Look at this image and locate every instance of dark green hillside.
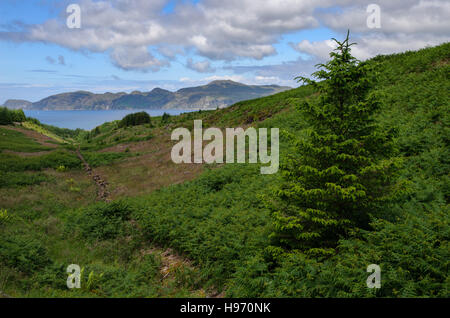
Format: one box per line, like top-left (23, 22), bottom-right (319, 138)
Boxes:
top-left (0, 128), bottom-right (52, 153)
top-left (0, 42), bottom-right (448, 298)
top-left (131, 42), bottom-right (450, 296)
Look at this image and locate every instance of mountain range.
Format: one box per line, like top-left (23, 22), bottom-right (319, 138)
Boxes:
top-left (2, 80), bottom-right (291, 111)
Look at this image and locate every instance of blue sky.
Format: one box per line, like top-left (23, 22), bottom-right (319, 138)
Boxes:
top-left (0, 0), bottom-right (448, 103)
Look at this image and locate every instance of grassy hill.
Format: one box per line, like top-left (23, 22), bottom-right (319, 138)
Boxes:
top-left (0, 42), bottom-right (448, 297)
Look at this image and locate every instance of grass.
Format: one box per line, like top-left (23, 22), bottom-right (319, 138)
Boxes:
top-left (0, 151), bottom-right (81, 172)
top-left (0, 127), bottom-right (53, 153)
top-left (22, 121), bottom-right (67, 144)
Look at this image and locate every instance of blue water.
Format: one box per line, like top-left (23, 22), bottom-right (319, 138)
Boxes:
top-left (24, 109), bottom-right (192, 130)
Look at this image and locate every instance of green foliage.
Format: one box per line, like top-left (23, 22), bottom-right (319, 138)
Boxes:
top-left (0, 209), bottom-right (10, 226)
top-left (79, 267), bottom-right (104, 292)
top-left (234, 202), bottom-right (449, 298)
top-left (134, 164), bottom-right (274, 289)
top-left (0, 107), bottom-right (26, 125)
top-left (118, 111), bottom-right (151, 128)
top-left (81, 151), bottom-right (133, 167)
top-left (0, 127), bottom-right (52, 153)
top-left (0, 107), bottom-right (12, 125)
top-left (0, 236), bottom-right (52, 274)
top-left (161, 112), bottom-right (171, 124)
top-left (0, 42), bottom-right (448, 298)
top-left (79, 120), bottom-right (153, 151)
top-left (66, 201), bottom-right (134, 241)
top-left (266, 33), bottom-right (401, 257)
top-left (0, 150), bottom-right (80, 172)
top-left (227, 42), bottom-right (450, 297)
top-left (0, 171), bottom-right (51, 188)
top-left (56, 165), bottom-right (66, 172)
top-left (24, 117), bottom-right (82, 140)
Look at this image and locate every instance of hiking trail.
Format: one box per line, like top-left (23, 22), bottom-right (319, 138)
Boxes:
top-left (76, 147), bottom-right (111, 202)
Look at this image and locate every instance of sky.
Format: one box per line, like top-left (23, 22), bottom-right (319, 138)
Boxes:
top-left (0, 0), bottom-right (449, 104)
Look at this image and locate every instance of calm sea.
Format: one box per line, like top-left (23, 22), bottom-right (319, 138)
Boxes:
top-left (24, 109), bottom-right (193, 130)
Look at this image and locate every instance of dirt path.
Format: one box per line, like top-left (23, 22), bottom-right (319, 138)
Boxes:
top-left (76, 147), bottom-right (111, 202)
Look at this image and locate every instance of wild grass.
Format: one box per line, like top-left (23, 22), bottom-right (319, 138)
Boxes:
top-left (0, 127), bottom-right (53, 153)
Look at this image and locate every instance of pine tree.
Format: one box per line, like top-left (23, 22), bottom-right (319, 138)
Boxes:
top-left (267, 32), bottom-right (400, 257)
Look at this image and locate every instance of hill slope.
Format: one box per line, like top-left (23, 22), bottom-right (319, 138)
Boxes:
top-left (3, 100), bottom-right (33, 109)
top-left (0, 42), bottom-right (448, 298)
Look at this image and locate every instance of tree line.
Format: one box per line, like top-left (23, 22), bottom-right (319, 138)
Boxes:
top-left (0, 107), bottom-right (26, 125)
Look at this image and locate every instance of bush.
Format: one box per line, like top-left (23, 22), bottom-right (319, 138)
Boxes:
top-left (119, 112), bottom-right (151, 128)
top-left (0, 107), bottom-right (26, 125)
top-left (0, 236), bottom-right (52, 274)
top-left (0, 150), bottom-right (81, 172)
top-left (0, 171), bottom-right (51, 188)
top-left (66, 201), bottom-right (134, 241)
top-left (161, 112), bottom-right (171, 124)
top-left (0, 209), bottom-right (10, 226)
top-left (0, 107), bottom-right (12, 125)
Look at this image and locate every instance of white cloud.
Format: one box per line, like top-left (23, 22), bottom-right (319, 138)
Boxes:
top-left (320, 0), bottom-right (450, 35)
top-left (10, 0), bottom-right (327, 68)
top-left (110, 46), bottom-right (168, 71)
top-left (292, 33), bottom-right (450, 62)
top-left (186, 58), bottom-right (215, 73)
top-left (291, 39), bottom-right (337, 60)
top-left (0, 0), bottom-right (448, 74)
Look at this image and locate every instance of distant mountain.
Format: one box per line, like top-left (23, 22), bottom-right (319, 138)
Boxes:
top-left (31, 91), bottom-right (126, 111)
top-left (15, 81), bottom-right (291, 111)
top-left (3, 99), bottom-right (33, 109)
top-left (164, 80), bottom-right (291, 110)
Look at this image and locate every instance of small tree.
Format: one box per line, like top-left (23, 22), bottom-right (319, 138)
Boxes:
top-left (119, 112), bottom-right (151, 128)
top-left (11, 109), bottom-right (26, 122)
top-left (0, 107), bottom-right (12, 125)
top-left (161, 112), bottom-right (171, 124)
top-left (267, 32), bottom-right (400, 257)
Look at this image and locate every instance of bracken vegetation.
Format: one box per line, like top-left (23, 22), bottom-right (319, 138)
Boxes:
top-left (0, 41), bottom-right (448, 298)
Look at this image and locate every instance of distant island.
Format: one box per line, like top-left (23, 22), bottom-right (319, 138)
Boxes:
top-left (2, 80), bottom-right (291, 111)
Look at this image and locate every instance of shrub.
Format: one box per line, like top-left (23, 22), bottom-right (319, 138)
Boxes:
top-left (0, 107), bottom-right (26, 125)
top-left (0, 237), bottom-right (52, 274)
top-left (56, 165), bottom-right (66, 172)
top-left (66, 201), bottom-right (134, 241)
top-left (161, 112), bottom-right (171, 124)
top-left (118, 112), bottom-right (151, 128)
top-left (0, 150), bottom-right (80, 172)
top-left (0, 209), bottom-right (10, 226)
top-left (0, 171), bottom-right (51, 188)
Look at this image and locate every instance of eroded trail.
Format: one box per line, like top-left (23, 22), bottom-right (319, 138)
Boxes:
top-left (76, 147), bottom-right (111, 202)
top-left (74, 147), bottom-right (222, 297)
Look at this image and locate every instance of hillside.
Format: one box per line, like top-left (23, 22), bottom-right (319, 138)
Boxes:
top-left (0, 42), bottom-right (448, 298)
top-left (2, 100), bottom-right (33, 109)
top-left (6, 81), bottom-right (291, 111)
